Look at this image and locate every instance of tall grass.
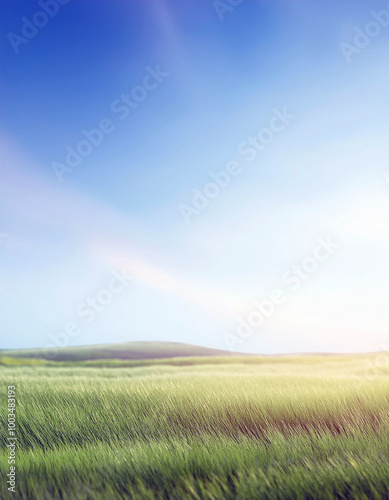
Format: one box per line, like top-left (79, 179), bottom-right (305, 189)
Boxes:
top-left (1, 356), bottom-right (388, 499)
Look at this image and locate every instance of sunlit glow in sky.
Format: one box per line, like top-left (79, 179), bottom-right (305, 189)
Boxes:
top-left (1, 0), bottom-right (388, 353)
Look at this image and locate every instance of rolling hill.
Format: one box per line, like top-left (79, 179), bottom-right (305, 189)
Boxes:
top-left (0, 341), bottom-right (236, 362)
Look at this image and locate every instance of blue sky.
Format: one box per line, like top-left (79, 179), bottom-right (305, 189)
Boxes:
top-left (1, 0), bottom-right (388, 353)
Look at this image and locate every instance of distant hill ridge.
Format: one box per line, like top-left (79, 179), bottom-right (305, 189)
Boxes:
top-left (0, 341), bottom-right (236, 362)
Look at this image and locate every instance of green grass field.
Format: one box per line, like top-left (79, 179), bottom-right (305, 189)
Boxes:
top-left (1, 349), bottom-right (389, 499)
